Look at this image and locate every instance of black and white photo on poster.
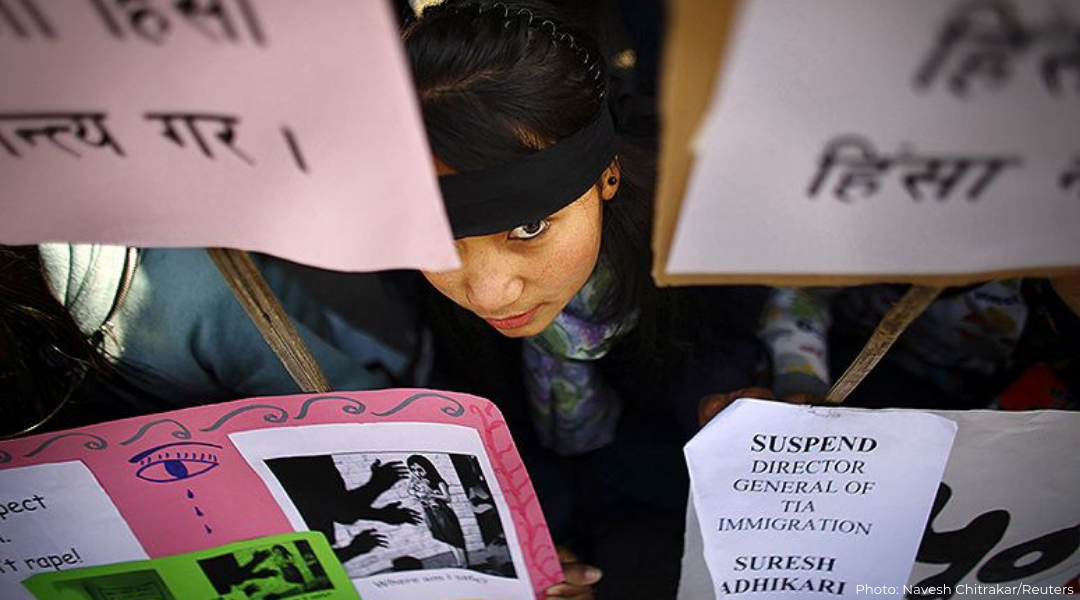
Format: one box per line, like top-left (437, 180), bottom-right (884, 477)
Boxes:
top-left (266, 451), bottom-right (515, 580)
top-left (229, 422), bottom-right (536, 599)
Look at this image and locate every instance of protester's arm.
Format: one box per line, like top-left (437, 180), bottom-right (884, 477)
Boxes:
top-left (759, 287), bottom-right (831, 400)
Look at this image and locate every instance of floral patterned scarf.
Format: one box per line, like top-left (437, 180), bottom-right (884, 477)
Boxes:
top-left (523, 265), bottom-right (636, 455)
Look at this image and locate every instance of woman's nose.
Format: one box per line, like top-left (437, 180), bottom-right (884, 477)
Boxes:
top-left (463, 253), bottom-right (524, 315)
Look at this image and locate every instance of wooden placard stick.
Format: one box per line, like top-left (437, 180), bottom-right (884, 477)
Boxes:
top-left (824, 285), bottom-right (945, 404)
top-left (207, 248), bottom-right (331, 394)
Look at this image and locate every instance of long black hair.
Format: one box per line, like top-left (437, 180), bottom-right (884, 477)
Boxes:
top-left (0, 246), bottom-right (109, 437)
top-left (407, 454), bottom-right (448, 489)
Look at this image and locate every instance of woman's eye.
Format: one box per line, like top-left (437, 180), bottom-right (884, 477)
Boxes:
top-left (509, 220), bottom-right (549, 240)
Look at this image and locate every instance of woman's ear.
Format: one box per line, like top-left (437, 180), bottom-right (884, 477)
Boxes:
top-left (600, 159), bottom-right (621, 202)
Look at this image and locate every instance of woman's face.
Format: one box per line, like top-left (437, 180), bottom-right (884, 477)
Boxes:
top-left (409, 462), bottom-right (428, 479)
top-left (423, 185), bottom-right (606, 338)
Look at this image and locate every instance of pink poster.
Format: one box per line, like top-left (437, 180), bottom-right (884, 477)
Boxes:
top-left (0, 389), bottom-right (560, 600)
top-left (0, 0), bottom-right (458, 273)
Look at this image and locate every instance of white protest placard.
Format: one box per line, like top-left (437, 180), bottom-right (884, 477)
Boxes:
top-left (664, 0), bottom-right (1080, 284)
top-left (681, 408), bottom-right (1080, 600)
top-left (0, 462), bottom-right (146, 600)
top-left (906, 409), bottom-right (1080, 599)
top-left (684, 399), bottom-right (956, 598)
top-left (0, 0), bottom-right (458, 273)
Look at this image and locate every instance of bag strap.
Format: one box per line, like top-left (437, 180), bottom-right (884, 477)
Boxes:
top-left (207, 248), bottom-right (331, 393)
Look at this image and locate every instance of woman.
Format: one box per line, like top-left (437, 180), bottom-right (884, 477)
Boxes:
top-left (404, 2), bottom-right (765, 597)
top-left (406, 454), bottom-right (468, 568)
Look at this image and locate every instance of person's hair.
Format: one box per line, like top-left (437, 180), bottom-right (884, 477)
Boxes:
top-left (0, 246), bottom-right (176, 436)
top-left (406, 454), bottom-right (447, 488)
top-left (0, 246), bottom-right (109, 437)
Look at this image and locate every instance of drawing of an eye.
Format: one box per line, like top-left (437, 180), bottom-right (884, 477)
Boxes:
top-left (129, 442), bottom-right (223, 483)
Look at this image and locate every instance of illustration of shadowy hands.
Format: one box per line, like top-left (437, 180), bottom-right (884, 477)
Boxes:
top-left (371, 500), bottom-right (422, 525)
top-left (368, 459), bottom-right (409, 493)
top-left (265, 455), bottom-right (422, 564)
top-left (338, 528), bottom-right (389, 563)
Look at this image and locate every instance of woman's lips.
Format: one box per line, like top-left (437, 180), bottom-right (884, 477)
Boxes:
top-left (484, 306), bottom-right (540, 330)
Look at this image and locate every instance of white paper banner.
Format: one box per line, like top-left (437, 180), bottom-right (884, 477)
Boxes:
top-left (685, 399), bottom-right (956, 598)
top-left (680, 408), bottom-right (1080, 599)
top-left (667, 0), bottom-right (1080, 278)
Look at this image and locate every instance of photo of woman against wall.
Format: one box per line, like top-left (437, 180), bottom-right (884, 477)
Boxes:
top-left (407, 454), bottom-right (468, 568)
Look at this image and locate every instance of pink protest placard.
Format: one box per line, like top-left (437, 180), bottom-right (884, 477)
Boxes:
top-left (0, 0), bottom-right (457, 273)
top-left (0, 389), bottom-right (560, 600)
